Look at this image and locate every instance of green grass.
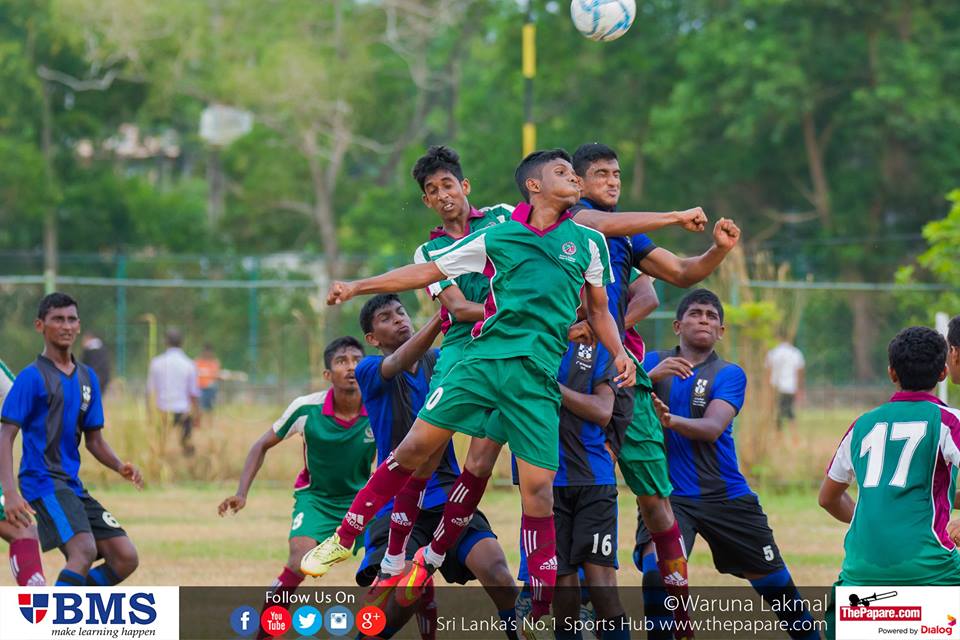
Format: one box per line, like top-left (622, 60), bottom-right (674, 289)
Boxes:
top-left (0, 398), bottom-right (853, 587)
top-left (0, 483), bottom-right (846, 587)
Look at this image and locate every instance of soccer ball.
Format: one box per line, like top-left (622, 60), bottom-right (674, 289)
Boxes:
top-left (570, 0), bottom-right (636, 42)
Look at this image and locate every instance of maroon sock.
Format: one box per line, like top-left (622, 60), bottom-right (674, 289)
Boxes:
top-left (335, 453), bottom-right (414, 548)
top-left (416, 579), bottom-right (437, 640)
top-left (256, 567), bottom-right (304, 640)
top-left (651, 521), bottom-right (693, 637)
top-left (429, 469), bottom-right (489, 556)
top-left (522, 514), bottom-right (557, 620)
top-left (9, 538), bottom-right (45, 586)
top-left (387, 476), bottom-right (429, 557)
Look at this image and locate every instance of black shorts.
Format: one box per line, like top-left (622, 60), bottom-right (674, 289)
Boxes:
top-left (634, 494), bottom-right (786, 577)
top-left (554, 485), bottom-right (619, 575)
top-left (777, 392), bottom-right (796, 420)
top-left (31, 489), bottom-right (127, 552)
top-left (356, 505), bottom-right (496, 587)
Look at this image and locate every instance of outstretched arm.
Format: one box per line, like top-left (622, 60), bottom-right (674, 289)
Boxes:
top-left (381, 312), bottom-right (444, 380)
top-left (328, 262), bottom-right (445, 305)
top-left (638, 218), bottom-right (741, 288)
top-left (818, 477), bottom-right (854, 523)
top-left (575, 207), bottom-right (708, 237)
top-left (84, 429), bottom-right (143, 489)
top-left (584, 284), bottom-right (635, 387)
top-left (218, 429), bottom-right (283, 515)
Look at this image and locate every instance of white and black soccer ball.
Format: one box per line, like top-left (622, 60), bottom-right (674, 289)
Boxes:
top-left (570, 0), bottom-right (636, 42)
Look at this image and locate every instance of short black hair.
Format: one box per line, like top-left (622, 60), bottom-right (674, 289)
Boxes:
top-left (676, 289), bottom-right (724, 324)
top-left (412, 146), bottom-right (464, 192)
top-left (948, 315), bottom-right (960, 349)
top-left (572, 143), bottom-right (618, 178)
top-left (359, 294), bottom-right (403, 335)
top-left (514, 148), bottom-right (572, 202)
top-left (37, 292), bottom-right (78, 320)
top-left (888, 326), bottom-right (947, 391)
top-left (323, 336), bottom-right (365, 369)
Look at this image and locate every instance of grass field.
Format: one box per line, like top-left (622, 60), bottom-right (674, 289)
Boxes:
top-left (0, 397), bottom-right (859, 587)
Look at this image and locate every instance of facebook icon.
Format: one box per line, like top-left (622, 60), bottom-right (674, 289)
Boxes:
top-left (230, 606), bottom-right (259, 637)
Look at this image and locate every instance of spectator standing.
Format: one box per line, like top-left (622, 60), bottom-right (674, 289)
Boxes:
top-left (147, 329), bottom-right (200, 456)
top-left (765, 337), bottom-right (805, 431)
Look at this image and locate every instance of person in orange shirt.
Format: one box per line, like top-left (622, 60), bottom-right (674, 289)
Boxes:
top-left (195, 344), bottom-right (222, 428)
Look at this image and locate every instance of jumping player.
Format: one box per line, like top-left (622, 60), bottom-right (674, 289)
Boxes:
top-left (0, 293), bottom-right (141, 587)
top-left (0, 357), bottom-right (45, 586)
top-left (571, 142), bottom-right (741, 636)
top-left (352, 295), bottom-right (519, 639)
top-left (218, 335), bottom-right (372, 631)
top-left (642, 290), bottom-right (817, 640)
top-left (304, 149), bottom-right (637, 621)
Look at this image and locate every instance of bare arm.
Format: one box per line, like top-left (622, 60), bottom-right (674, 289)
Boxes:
top-left (328, 262), bottom-right (446, 305)
top-left (218, 429), bottom-right (283, 515)
top-left (584, 284), bottom-right (635, 387)
top-left (436, 286), bottom-right (484, 323)
top-left (652, 394), bottom-right (736, 442)
top-left (624, 275), bottom-right (659, 327)
top-left (638, 219), bottom-right (742, 288)
top-left (84, 429), bottom-right (142, 488)
top-left (559, 382), bottom-right (615, 426)
top-left (575, 208), bottom-right (707, 237)
top-left (818, 477), bottom-right (854, 523)
top-left (0, 422), bottom-right (33, 527)
top-left (380, 312), bottom-right (444, 380)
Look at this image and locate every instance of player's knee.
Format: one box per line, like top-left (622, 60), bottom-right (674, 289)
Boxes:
top-left (476, 556), bottom-right (514, 589)
top-left (637, 496), bottom-right (672, 532)
top-left (393, 437), bottom-right (432, 468)
top-left (465, 452), bottom-right (497, 478)
top-left (67, 537), bottom-right (98, 568)
top-left (521, 482), bottom-right (553, 515)
top-left (111, 541), bottom-right (139, 579)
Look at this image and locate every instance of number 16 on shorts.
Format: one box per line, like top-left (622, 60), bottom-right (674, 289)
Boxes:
top-left (592, 533), bottom-right (613, 556)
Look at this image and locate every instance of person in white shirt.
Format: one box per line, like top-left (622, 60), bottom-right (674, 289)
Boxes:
top-left (147, 329), bottom-right (200, 456)
top-left (765, 338), bottom-right (805, 430)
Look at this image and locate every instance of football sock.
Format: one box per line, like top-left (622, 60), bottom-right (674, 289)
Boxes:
top-left (750, 569), bottom-right (819, 640)
top-left (641, 551), bottom-right (673, 640)
top-left (56, 569), bottom-right (85, 586)
top-left (386, 476), bottom-right (428, 558)
top-left (9, 538), bottom-right (45, 586)
top-left (416, 579), bottom-right (437, 640)
top-left (650, 522), bottom-right (694, 637)
top-left (256, 567), bottom-right (304, 640)
top-left (429, 469), bottom-right (489, 558)
top-left (336, 453), bottom-right (414, 548)
top-left (86, 563), bottom-right (120, 586)
top-left (497, 608), bottom-right (520, 640)
top-left (521, 513), bottom-right (557, 620)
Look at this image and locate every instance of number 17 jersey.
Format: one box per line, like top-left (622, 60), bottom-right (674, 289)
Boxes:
top-left (827, 391), bottom-right (960, 585)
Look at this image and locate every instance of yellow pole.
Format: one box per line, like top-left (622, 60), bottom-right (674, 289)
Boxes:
top-left (522, 5), bottom-right (536, 157)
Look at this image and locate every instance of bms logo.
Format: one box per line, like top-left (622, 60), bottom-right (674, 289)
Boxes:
top-left (18, 592), bottom-right (158, 625)
top-left (19, 593), bottom-right (48, 623)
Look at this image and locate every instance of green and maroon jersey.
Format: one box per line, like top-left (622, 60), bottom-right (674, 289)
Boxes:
top-left (272, 389), bottom-right (375, 498)
top-left (827, 392), bottom-right (960, 585)
top-left (429, 202), bottom-right (613, 374)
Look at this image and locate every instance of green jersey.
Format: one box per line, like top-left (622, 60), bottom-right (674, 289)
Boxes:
top-left (414, 205), bottom-right (512, 355)
top-left (272, 389), bottom-right (375, 499)
top-left (827, 391), bottom-right (960, 585)
top-left (430, 201), bottom-right (613, 374)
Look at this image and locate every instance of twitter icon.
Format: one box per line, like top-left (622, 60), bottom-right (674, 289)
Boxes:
top-left (292, 605), bottom-right (323, 636)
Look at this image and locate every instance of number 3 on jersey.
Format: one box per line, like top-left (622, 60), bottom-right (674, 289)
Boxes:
top-left (860, 421), bottom-right (926, 488)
